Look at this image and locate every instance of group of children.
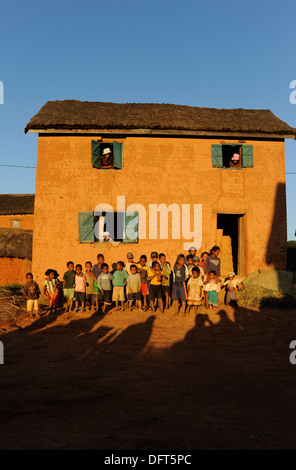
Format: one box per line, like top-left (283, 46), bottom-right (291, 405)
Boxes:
top-left (23, 245), bottom-right (244, 317)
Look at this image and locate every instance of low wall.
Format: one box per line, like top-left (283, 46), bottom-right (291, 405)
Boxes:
top-left (0, 257), bottom-right (32, 285)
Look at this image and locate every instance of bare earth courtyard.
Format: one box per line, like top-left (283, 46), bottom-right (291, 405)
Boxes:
top-left (1, 304), bottom-right (296, 450)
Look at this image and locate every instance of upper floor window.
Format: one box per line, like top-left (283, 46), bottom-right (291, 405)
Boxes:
top-left (91, 140), bottom-right (123, 170)
top-left (211, 144), bottom-right (253, 169)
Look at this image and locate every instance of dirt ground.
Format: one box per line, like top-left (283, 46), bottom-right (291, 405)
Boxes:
top-left (1, 301), bottom-right (296, 450)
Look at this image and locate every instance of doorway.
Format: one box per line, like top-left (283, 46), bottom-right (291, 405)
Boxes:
top-left (217, 213), bottom-right (245, 275)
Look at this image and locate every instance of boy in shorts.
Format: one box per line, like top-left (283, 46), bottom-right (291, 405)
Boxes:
top-left (112, 261), bottom-right (128, 311)
top-left (159, 253), bottom-right (171, 310)
top-left (23, 272), bottom-right (41, 317)
top-left (97, 263), bottom-right (113, 314)
top-left (74, 264), bottom-right (87, 312)
top-left (62, 261), bottom-right (76, 312)
top-left (148, 261), bottom-right (167, 312)
top-left (127, 264), bottom-right (142, 310)
top-left (92, 253), bottom-right (105, 311)
top-left (85, 261), bottom-right (96, 312)
top-left (137, 254), bottom-right (149, 310)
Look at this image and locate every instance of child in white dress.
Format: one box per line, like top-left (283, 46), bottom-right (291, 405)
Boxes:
top-left (187, 267), bottom-right (203, 314)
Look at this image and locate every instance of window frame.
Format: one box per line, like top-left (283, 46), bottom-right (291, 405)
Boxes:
top-left (211, 143), bottom-right (253, 169)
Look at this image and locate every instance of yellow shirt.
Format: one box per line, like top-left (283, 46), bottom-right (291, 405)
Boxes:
top-left (148, 268), bottom-right (162, 285)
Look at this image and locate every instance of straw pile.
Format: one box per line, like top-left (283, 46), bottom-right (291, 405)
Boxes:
top-left (237, 269), bottom-right (296, 308)
top-left (0, 228), bottom-right (32, 259)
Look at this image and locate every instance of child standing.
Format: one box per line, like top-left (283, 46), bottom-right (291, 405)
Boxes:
top-left (222, 272), bottom-right (245, 305)
top-left (112, 261), bottom-right (128, 311)
top-left (172, 254), bottom-right (189, 316)
top-left (187, 267), bottom-right (203, 314)
top-left (203, 270), bottom-right (221, 309)
top-left (92, 253), bottom-right (105, 311)
top-left (23, 272), bottom-right (41, 317)
top-left (205, 246), bottom-right (221, 277)
top-left (148, 261), bottom-right (167, 312)
top-left (127, 264), bottom-right (142, 310)
top-left (85, 261), bottom-right (96, 312)
top-left (44, 269), bottom-right (60, 315)
top-left (74, 264), bottom-right (87, 312)
top-left (159, 253), bottom-right (171, 310)
top-left (97, 263), bottom-right (113, 313)
top-left (62, 261), bottom-right (76, 312)
top-left (137, 255), bottom-right (149, 310)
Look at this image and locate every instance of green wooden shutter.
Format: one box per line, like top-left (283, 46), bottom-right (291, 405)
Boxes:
top-left (211, 144), bottom-right (223, 167)
top-left (123, 212), bottom-right (139, 243)
top-left (241, 145), bottom-right (253, 168)
top-left (78, 212), bottom-right (94, 243)
top-left (91, 140), bottom-right (101, 168)
top-left (113, 141), bottom-right (123, 169)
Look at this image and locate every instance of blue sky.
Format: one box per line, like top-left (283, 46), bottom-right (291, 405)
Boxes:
top-left (0, 0), bottom-right (295, 239)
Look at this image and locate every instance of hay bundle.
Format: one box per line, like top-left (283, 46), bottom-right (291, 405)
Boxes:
top-left (0, 286), bottom-right (25, 322)
top-left (0, 228), bottom-right (32, 260)
top-left (237, 269), bottom-right (296, 308)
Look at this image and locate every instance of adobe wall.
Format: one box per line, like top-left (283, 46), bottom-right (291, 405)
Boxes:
top-left (32, 135), bottom-right (287, 285)
top-left (0, 214), bottom-right (34, 230)
top-left (0, 257), bottom-right (32, 285)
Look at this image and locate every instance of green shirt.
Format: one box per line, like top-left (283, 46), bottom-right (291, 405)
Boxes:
top-left (113, 270), bottom-right (128, 287)
top-left (63, 270), bottom-right (76, 289)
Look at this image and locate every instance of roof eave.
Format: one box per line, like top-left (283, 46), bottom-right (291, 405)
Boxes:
top-left (25, 128), bottom-right (296, 139)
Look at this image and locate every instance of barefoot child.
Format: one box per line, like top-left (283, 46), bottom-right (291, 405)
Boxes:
top-left (44, 269), bottom-right (60, 314)
top-left (62, 261), bottom-right (76, 312)
top-left (112, 261), bottom-right (128, 311)
top-left (137, 255), bottom-right (149, 310)
top-left (92, 254), bottom-right (105, 311)
top-left (74, 264), bottom-right (87, 312)
top-left (203, 270), bottom-right (221, 309)
top-left (172, 254), bottom-right (189, 315)
top-left (222, 272), bottom-right (245, 305)
top-left (186, 267), bottom-right (203, 314)
top-left (97, 263), bottom-right (113, 314)
top-left (148, 261), bottom-right (166, 312)
top-left (24, 272), bottom-right (41, 317)
top-left (85, 261), bottom-right (96, 312)
top-left (127, 264), bottom-right (142, 310)
top-left (159, 253), bottom-right (171, 310)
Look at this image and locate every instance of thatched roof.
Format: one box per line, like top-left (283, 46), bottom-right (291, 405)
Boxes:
top-left (0, 194), bottom-right (35, 216)
top-left (0, 228), bottom-right (33, 259)
top-left (25, 100), bottom-right (296, 137)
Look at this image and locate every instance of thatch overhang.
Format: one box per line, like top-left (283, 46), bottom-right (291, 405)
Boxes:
top-left (25, 100), bottom-right (296, 139)
top-left (0, 194), bottom-right (35, 216)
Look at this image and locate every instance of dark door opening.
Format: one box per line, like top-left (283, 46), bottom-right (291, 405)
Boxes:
top-left (217, 213), bottom-right (244, 275)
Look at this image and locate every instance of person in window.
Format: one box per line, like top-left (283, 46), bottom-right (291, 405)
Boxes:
top-left (229, 152), bottom-right (241, 168)
top-left (100, 147), bottom-right (114, 169)
top-left (100, 231), bottom-right (111, 242)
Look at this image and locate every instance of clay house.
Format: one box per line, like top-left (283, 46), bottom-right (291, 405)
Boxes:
top-left (0, 194), bottom-right (34, 284)
top-left (25, 100), bottom-right (295, 285)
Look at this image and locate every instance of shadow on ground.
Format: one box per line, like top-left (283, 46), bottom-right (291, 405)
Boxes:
top-left (1, 302), bottom-right (296, 450)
